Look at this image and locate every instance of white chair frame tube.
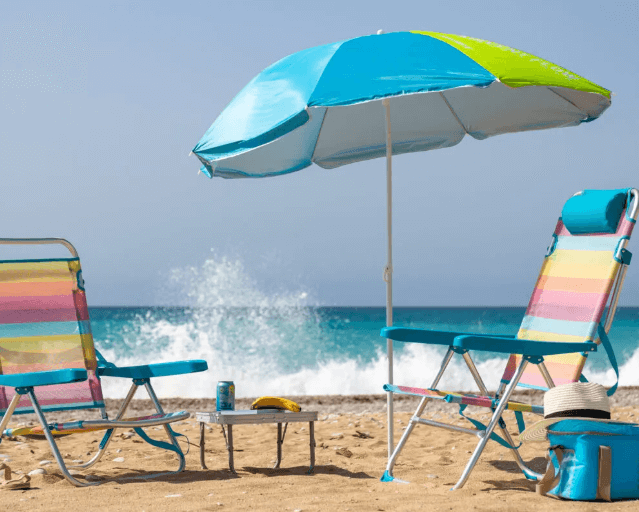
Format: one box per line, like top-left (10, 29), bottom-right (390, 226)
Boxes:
top-left (0, 238), bottom-right (78, 257)
top-left (27, 389), bottom-right (99, 487)
top-left (452, 358), bottom-right (530, 490)
top-left (384, 347), bottom-right (454, 477)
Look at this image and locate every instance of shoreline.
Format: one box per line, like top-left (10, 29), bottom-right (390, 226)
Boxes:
top-left (9, 387), bottom-right (639, 423)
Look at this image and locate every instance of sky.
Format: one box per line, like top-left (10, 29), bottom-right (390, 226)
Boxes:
top-left (1, 0), bottom-right (638, 307)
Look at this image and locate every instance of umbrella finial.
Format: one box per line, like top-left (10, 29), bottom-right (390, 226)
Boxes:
top-left (377, 29), bottom-right (384, 35)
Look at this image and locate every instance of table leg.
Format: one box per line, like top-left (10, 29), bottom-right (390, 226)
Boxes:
top-left (308, 421), bottom-right (315, 474)
top-left (199, 422), bottom-right (208, 470)
top-left (227, 425), bottom-right (235, 474)
top-left (274, 423), bottom-right (282, 469)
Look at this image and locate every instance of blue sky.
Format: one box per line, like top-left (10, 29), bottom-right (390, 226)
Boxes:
top-left (1, 1), bottom-right (638, 306)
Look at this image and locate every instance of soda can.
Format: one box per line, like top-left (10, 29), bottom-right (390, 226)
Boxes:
top-left (216, 381), bottom-right (235, 411)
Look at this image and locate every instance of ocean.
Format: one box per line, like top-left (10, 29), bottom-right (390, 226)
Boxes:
top-left (91, 305), bottom-right (639, 400)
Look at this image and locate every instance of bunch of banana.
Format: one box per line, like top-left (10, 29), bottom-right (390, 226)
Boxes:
top-left (250, 396), bottom-right (301, 412)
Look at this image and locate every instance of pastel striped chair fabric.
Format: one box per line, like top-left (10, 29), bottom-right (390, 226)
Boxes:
top-left (4, 412), bottom-right (180, 437)
top-left (385, 384), bottom-right (544, 414)
top-left (0, 258), bottom-right (104, 415)
top-left (505, 209), bottom-right (635, 389)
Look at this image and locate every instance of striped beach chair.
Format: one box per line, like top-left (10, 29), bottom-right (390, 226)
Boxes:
top-left (0, 239), bottom-right (208, 486)
top-left (381, 188), bottom-right (637, 490)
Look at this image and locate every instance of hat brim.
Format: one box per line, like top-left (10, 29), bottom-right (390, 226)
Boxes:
top-left (519, 417), bottom-right (634, 443)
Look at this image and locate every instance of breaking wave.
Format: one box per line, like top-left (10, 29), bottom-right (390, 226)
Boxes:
top-left (94, 254), bottom-right (639, 398)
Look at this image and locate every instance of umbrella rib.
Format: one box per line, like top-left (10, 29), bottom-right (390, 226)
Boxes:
top-left (309, 108), bottom-right (329, 164)
top-left (439, 92), bottom-right (470, 135)
top-left (545, 86), bottom-right (588, 116)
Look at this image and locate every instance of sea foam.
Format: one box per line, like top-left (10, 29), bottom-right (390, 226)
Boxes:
top-left (97, 254), bottom-right (639, 399)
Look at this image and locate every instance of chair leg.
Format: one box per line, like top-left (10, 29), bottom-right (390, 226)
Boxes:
top-left (462, 352), bottom-right (489, 395)
top-left (383, 348), bottom-right (455, 482)
top-left (538, 362), bottom-right (556, 389)
top-left (451, 359), bottom-right (529, 491)
top-left (27, 389), bottom-right (98, 487)
top-left (74, 381), bottom-right (140, 470)
top-left (143, 381), bottom-right (186, 474)
top-left (82, 381), bottom-right (186, 481)
top-left (382, 396), bottom-right (427, 484)
top-left (0, 393), bottom-right (21, 442)
top-left (461, 351), bottom-right (542, 480)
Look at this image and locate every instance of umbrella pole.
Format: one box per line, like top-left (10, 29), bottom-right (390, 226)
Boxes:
top-left (382, 97), bottom-right (394, 459)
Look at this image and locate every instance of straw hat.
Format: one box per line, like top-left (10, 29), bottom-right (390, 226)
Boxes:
top-left (519, 382), bottom-right (628, 442)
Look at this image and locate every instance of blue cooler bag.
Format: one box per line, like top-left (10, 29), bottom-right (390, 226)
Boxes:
top-left (538, 419), bottom-right (639, 501)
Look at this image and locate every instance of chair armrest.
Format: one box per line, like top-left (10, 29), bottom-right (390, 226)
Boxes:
top-left (0, 369), bottom-right (88, 388)
top-left (453, 335), bottom-right (597, 356)
top-left (97, 360), bottom-right (208, 379)
top-left (381, 327), bottom-right (515, 345)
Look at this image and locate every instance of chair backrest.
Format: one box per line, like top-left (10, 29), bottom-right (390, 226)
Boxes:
top-left (503, 189), bottom-right (637, 390)
top-left (0, 255), bottom-right (104, 415)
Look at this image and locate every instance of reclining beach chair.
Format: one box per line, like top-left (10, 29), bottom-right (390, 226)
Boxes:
top-left (381, 188), bottom-right (638, 490)
top-left (0, 238), bottom-right (208, 486)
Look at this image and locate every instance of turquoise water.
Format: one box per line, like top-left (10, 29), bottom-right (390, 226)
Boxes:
top-left (91, 306), bottom-right (639, 399)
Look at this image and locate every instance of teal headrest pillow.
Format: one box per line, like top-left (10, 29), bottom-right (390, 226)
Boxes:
top-left (561, 189), bottom-right (629, 235)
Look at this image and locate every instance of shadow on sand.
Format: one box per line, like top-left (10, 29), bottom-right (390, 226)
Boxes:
top-left (478, 457), bottom-right (548, 493)
top-left (242, 464), bottom-right (373, 479)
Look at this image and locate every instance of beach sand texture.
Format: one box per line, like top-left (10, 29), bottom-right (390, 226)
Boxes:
top-left (1, 391), bottom-right (638, 511)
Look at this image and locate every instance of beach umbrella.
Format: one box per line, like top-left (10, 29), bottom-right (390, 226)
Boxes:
top-left (191, 30), bottom-right (611, 459)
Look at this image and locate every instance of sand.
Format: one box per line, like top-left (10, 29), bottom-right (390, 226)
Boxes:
top-left (1, 389), bottom-right (639, 511)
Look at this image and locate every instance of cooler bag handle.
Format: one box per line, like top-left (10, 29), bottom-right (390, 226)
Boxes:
top-left (537, 445), bottom-right (612, 501)
top-left (537, 446), bottom-right (564, 496)
top-left (597, 446), bottom-right (612, 502)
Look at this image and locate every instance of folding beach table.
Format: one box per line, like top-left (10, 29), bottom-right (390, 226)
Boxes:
top-left (196, 409), bottom-right (318, 474)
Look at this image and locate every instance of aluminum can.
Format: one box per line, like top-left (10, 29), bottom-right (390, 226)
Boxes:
top-left (216, 381), bottom-right (235, 411)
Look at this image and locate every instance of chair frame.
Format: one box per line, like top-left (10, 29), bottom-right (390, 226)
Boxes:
top-left (382, 188), bottom-right (638, 490)
top-left (0, 238), bottom-right (208, 486)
